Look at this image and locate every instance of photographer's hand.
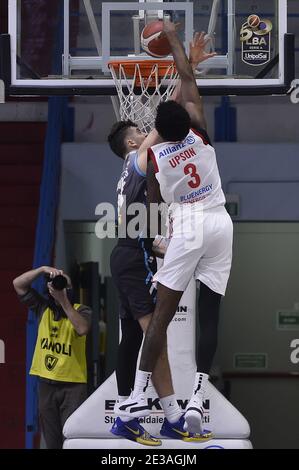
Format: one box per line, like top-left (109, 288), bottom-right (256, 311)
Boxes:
top-left (47, 284), bottom-right (68, 305)
top-left (13, 266), bottom-right (62, 296)
top-left (43, 266), bottom-right (63, 279)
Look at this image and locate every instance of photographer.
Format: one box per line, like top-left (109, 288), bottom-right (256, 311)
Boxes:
top-left (13, 266), bottom-right (92, 449)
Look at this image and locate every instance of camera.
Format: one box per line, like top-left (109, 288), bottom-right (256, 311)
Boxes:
top-left (46, 274), bottom-right (68, 291)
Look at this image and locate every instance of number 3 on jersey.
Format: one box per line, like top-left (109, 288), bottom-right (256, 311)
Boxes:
top-left (184, 163), bottom-right (201, 189)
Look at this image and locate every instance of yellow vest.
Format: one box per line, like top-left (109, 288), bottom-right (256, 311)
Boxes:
top-left (30, 304), bottom-right (87, 383)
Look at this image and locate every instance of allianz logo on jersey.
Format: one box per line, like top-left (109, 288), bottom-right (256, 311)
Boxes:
top-left (158, 135), bottom-right (196, 159)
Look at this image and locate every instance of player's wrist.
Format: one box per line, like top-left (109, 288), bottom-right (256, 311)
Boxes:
top-left (153, 235), bottom-right (170, 252)
top-left (164, 30), bottom-right (179, 42)
top-left (152, 235), bottom-right (167, 258)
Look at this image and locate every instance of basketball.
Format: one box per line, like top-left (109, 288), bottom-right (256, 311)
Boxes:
top-left (247, 14), bottom-right (261, 28)
top-left (141, 20), bottom-right (171, 58)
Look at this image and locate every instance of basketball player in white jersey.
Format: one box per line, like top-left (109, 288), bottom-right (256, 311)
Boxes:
top-left (118, 21), bottom-right (233, 435)
top-left (108, 29), bottom-right (218, 442)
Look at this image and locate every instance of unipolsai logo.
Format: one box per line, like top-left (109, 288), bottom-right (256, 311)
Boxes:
top-left (0, 339), bottom-right (5, 364)
top-left (240, 14), bottom-right (272, 66)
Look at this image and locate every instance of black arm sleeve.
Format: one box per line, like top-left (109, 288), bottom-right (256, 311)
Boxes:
top-left (77, 305), bottom-right (92, 329)
top-left (18, 288), bottom-right (48, 319)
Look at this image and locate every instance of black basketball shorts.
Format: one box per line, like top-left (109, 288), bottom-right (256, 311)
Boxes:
top-left (110, 244), bottom-right (157, 320)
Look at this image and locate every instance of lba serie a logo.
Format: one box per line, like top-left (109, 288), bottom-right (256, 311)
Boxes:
top-left (240, 14), bottom-right (273, 66)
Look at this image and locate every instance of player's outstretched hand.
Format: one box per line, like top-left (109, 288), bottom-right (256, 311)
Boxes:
top-left (189, 32), bottom-right (217, 68)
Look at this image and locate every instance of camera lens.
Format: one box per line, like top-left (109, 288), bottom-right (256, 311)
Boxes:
top-left (51, 275), bottom-right (68, 291)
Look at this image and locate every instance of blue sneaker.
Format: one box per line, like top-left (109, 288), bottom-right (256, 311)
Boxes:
top-left (111, 417), bottom-right (162, 446)
top-left (160, 415), bottom-right (213, 442)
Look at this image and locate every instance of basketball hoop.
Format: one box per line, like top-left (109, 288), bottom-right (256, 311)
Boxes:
top-left (109, 60), bottom-right (178, 133)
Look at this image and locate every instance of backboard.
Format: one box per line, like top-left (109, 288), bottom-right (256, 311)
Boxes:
top-left (0, 0), bottom-right (294, 96)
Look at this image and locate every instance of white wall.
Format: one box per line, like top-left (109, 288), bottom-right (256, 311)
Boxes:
top-left (55, 141), bottom-right (299, 268)
top-left (217, 143), bottom-right (299, 220)
top-left (55, 143), bottom-right (122, 268)
top-left (58, 142), bottom-right (123, 220)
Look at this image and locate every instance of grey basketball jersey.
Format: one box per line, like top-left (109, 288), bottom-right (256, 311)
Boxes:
top-left (117, 151), bottom-right (147, 245)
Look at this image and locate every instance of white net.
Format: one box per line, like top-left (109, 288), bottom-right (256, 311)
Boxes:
top-left (109, 61), bottom-right (179, 134)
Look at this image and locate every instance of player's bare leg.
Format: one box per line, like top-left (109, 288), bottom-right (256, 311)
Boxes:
top-left (184, 284), bottom-right (221, 434)
top-left (118, 283), bottom-right (183, 418)
top-left (118, 284), bottom-right (213, 442)
top-left (140, 283), bottom-right (183, 371)
top-left (138, 314), bottom-right (175, 400)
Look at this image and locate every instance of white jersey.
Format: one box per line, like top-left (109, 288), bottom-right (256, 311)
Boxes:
top-left (148, 128), bottom-right (226, 209)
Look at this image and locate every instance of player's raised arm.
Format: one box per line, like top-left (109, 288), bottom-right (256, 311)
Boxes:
top-left (172, 32), bottom-right (216, 110)
top-left (136, 129), bottom-right (162, 174)
top-left (147, 159), bottom-right (163, 206)
top-left (163, 22), bottom-right (214, 131)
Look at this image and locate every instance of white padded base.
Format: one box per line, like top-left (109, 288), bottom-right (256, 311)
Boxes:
top-left (63, 438), bottom-right (253, 449)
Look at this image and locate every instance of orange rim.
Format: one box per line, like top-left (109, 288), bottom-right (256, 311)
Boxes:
top-left (108, 60), bottom-right (176, 79)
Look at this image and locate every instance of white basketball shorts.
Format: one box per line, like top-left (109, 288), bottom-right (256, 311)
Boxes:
top-left (153, 205), bottom-right (233, 295)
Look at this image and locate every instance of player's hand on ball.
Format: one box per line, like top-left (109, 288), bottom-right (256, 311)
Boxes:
top-left (162, 19), bottom-right (179, 34)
